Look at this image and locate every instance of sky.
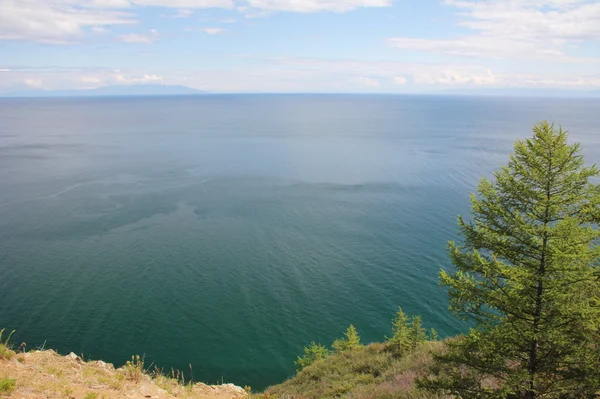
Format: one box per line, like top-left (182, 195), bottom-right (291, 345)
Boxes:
top-left (0, 0), bottom-right (599, 93)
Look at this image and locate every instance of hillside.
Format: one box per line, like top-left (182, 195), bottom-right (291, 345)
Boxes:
top-left (0, 346), bottom-right (247, 399)
top-left (265, 342), bottom-right (443, 399)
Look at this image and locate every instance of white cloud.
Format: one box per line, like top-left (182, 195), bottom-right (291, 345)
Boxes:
top-left (241, 0), bottom-right (392, 13)
top-left (163, 8), bottom-right (195, 18)
top-left (231, 55), bottom-right (600, 90)
top-left (388, 0), bottom-right (600, 61)
top-left (0, 0), bottom-right (137, 43)
top-left (354, 77), bottom-right (380, 87)
top-left (412, 68), bottom-right (502, 85)
top-left (91, 26), bottom-right (109, 34)
top-left (0, 67), bottom-right (169, 91)
top-left (23, 78), bottom-right (44, 88)
top-left (1, 63), bottom-right (600, 94)
top-left (0, 0), bottom-right (393, 43)
top-left (201, 27), bottom-right (226, 34)
top-left (132, 0), bottom-right (233, 7)
top-left (388, 36), bottom-right (566, 61)
top-left (114, 72), bottom-right (164, 84)
top-left (117, 29), bottom-right (160, 43)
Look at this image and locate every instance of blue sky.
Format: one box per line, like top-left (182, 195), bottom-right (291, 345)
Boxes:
top-left (1, 0), bottom-right (599, 93)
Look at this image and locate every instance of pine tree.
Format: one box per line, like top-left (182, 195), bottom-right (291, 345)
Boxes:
top-left (409, 316), bottom-right (427, 350)
top-left (388, 307), bottom-right (411, 354)
top-left (420, 122), bottom-right (600, 398)
top-left (332, 325), bottom-right (362, 353)
top-left (429, 328), bottom-right (439, 342)
top-left (388, 307), bottom-right (432, 355)
top-left (295, 342), bottom-right (329, 371)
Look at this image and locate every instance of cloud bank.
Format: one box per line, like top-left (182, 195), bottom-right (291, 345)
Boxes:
top-left (0, 0), bottom-right (393, 43)
top-left (388, 0), bottom-right (600, 61)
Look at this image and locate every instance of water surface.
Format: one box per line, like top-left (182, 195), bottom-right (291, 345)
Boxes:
top-left (0, 95), bottom-right (599, 389)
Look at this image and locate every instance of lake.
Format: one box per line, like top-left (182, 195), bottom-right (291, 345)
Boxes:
top-left (0, 94), bottom-right (599, 389)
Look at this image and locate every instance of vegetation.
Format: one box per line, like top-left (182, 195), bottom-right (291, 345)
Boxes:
top-left (294, 342), bottom-right (330, 371)
top-left (0, 330), bottom-right (15, 361)
top-left (419, 122), bottom-right (600, 398)
top-left (332, 325), bottom-right (362, 353)
top-left (124, 354), bottom-right (145, 382)
top-left (0, 348), bottom-right (247, 399)
top-left (271, 308), bottom-right (439, 398)
top-left (0, 377), bottom-right (16, 395)
top-left (387, 308), bottom-right (433, 356)
top-left (295, 324), bottom-right (364, 373)
top-left (269, 342), bottom-right (442, 399)
top-left (273, 121), bottom-right (600, 398)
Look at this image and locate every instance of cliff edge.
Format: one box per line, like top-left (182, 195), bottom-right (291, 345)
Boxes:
top-left (0, 349), bottom-right (247, 399)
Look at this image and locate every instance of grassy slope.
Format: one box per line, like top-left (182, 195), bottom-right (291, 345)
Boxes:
top-left (0, 340), bottom-right (247, 399)
top-left (265, 342), bottom-right (443, 399)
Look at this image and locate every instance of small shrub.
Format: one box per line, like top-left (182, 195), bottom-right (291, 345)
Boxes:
top-left (0, 378), bottom-right (16, 394)
top-left (0, 329), bottom-right (15, 360)
top-left (84, 392), bottom-right (98, 399)
top-left (62, 386), bottom-right (73, 399)
top-left (124, 355), bottom-right (145, 382)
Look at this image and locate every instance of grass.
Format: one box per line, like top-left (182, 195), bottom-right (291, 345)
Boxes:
top-left (0, 377), bottom-right (16, 395)
top-left (0, 330), bottom-right (15, 361)
top-left (266, 342), bottom-right (444, 399)
top-left (0, 332), bottom-right (248, 399)
top-left (124, 355), bottom-right (145, 382)
top-left (83, 392), bottom-right (98, 399)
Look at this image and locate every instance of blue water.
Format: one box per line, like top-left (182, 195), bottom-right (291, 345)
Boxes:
top-left (0, 94), bottom-right (598, 390)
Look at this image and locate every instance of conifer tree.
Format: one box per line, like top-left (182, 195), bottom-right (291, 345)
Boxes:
top-left (429, 328), bottom-right (439, 342)
top-left (388, 307), bottom-right (432, 355)
top-left (409, 316), bottom-right (427, 350)
top-left (295, 342), bottom-right (329, 371)
top-left (420, 122), bottom-right (600, 398)
top-left (388, 307), bottom-right (411, 354)
top-left (332, 325), bottom-right (362, 353)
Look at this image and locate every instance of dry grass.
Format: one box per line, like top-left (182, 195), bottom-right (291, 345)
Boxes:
top-left (0, 348), bottom-right (247, 399)
top-left (0, 330), bottom-right (15, 361)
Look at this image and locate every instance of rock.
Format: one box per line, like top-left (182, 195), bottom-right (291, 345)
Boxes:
top-left (95, 360), bottom-right (114, 370)
top-left (66, 352), bottom-right (83, 363)
top-left (193, 382), bottom-right (248, 398)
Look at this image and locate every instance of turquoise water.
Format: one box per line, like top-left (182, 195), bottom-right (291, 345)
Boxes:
top-left (0, 95), bottom-right (599, 389)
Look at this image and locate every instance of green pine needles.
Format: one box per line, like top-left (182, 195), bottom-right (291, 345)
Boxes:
top-left (387, 307), bottom-right (434, 355)
top-left (295, 311), bottom-right (438, 373)
top-left (295, 325), bottom-right (363, 371)
top-left (420, 121), bottom-right (600, 398)
top-left (295, 342), bottom-right (330, 371)
top-left (332, 325), bottom-right (362, 353)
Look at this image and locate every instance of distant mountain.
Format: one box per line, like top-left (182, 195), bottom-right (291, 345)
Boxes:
top-left (1, 84), bottom-right (206, 98)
